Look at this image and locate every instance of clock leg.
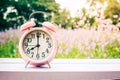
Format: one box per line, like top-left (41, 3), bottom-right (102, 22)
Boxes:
top-left (25, 61), bottom-right (30, 68)
top-left (47, 61), bottom-right (51, 68)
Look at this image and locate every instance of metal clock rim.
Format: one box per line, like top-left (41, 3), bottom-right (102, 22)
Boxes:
top-left (29, 11), bottom-right (51, 25)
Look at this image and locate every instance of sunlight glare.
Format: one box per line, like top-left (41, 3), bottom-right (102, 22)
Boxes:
top-left (55, 0), bottom-right (87, 17)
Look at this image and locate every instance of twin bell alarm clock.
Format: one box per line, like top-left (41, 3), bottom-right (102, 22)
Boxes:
top-left (19, 13), bottom-right (58, 68)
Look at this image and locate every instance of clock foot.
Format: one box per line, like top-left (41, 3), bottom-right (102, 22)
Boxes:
top-left (25, 61), bottom-right (30, 68)
top-left (47, 61), bottom-right (51, 68)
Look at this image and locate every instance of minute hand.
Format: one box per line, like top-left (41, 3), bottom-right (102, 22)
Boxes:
top-left (36, 33), bottom-right (40, 47)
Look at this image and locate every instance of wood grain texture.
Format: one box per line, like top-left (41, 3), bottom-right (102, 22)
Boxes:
top-left (0, 58), bottom-right (120, 80)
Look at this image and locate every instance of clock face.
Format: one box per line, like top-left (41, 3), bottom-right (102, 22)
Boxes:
top-left (22, 30), bottom-right (53, 60)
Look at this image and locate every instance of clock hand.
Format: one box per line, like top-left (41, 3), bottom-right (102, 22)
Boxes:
top-left (36, 46), bottom-right (40, 60)
top-left (37, 32), bottom-right (39, 45)
top-left (37, 46), bottom-right (39, 54)
top-left (30, 45), bottom-right (37, 50)
top-left (30, 33), bottom-right (40, 51)
top-left (30, 43), bottom-right (40, 50)
top-left (36, 32), bottom-right (40, 47)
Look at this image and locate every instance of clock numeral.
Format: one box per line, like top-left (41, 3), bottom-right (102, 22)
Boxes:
top-left (36, 32), bottom-right (41, 37)
top-left (27, 38), bottom-right (31, 43)
top-left (46, 48), bottom-right (49, 53)
top-left (48, 43), bottom-right (52, 48)
top-left (27, 48), bottom-right (30, 54)
top-left (42, 52), bottom-right (45, 58)
top-left (46, 37), bottom-right (49, 43)
top-left (31, 34), bottom-right (35, 38)
top-left (36, 54), bottom-right (40, 60)
top-left (31, 52), bottom-right (34, 58)
top-left (24, 42), bottom-right (28, 48)
top-left (43, 34), bottom-right (45, 39)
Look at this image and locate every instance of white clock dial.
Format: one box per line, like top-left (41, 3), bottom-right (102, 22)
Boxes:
top-left (23, 30), bottom-right (53, 60)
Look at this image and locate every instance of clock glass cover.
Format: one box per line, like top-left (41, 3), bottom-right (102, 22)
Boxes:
top-left (23, 30), bottom-right (53, 60)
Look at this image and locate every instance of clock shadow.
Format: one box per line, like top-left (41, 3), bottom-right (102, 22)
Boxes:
top-left (26, 65), bottom-right (50, 69)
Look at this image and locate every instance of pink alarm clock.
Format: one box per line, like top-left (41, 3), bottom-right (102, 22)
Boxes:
top-left (19, 20), bottom-right (58, 68)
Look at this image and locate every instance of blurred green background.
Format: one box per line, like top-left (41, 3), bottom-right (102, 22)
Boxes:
top-left (0, 0), bottom-right (120, 58)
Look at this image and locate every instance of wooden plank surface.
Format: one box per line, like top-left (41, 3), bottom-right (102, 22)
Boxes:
top-left (0, 58), bottom-right (120, 80)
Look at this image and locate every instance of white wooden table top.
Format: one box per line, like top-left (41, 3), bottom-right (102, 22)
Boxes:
top-left (0, 58), bottom-right (120, 80)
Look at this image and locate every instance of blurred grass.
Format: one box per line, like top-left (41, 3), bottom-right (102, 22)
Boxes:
top-left (1, 39), bottom-right (120, 58)
top-left (56, 39), bottom-right (120, 59)
top-left (56, 46), bottom-right (87, 58)
top-left (1, 28), bottom-right (120, 58)
top-left (0, 40), bottom-right (21, 58)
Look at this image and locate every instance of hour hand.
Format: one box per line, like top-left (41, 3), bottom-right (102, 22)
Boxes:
top-left (30, 45), bottom-right (37, 50)
top-left (30, 44), bottom-right (40, 50)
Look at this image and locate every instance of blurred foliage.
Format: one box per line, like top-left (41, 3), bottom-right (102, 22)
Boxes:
top-left (0, 0), bottom-right (120, 30)
top-left (0, 0), bottom-right (10, 31)
top-left (2, 39), bottom-right (120, 58)
top-left (104, 0), bottom-right (120, 25)
top-left (55, 39), bottom-right (120, 59)
top-left (51, 8), bottom-right (71, 28)
top-left (1, 27), bottom-right (120, 58)
top-left (56, 46), bottom-right (86, 58)
top-left (1, 0), bottom-right (120, 59)
top-left (0, 0), bottom-right (60, 31)
top-left (0, 40), bottom-right (21, 58)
